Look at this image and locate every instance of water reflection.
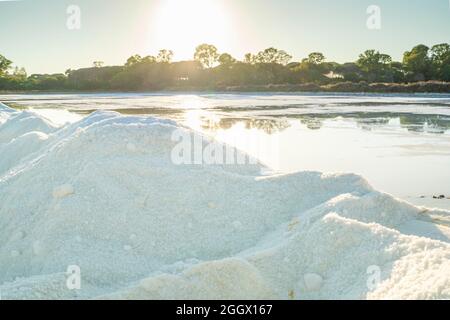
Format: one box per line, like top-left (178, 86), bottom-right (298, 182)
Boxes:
top-left (198, 118), bottom-right (290, 134)
top-left (3, 93), bottom-right (450, 210)
top-left (12, 99), bottom-right (450, 135)
top-left (244, 119), bottom-right (291, 134)
top-left (177, 112), bottom-right (450, 135)
top-left (100, 106), bottom-right (450, 135)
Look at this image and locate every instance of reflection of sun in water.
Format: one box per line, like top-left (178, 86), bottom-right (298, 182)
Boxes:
top-left (151, 0), bottom-right (231, 59)
top-left (182, 108), bottom-right (280, 170)
top-left (183, 109), bottom-right (221, 132)
top-left (178, 95), bottom-right (207, 110)
top-left (184, 109), bottom-right (204, 130)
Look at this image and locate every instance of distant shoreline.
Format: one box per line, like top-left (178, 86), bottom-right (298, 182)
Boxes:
top-left (0, 81), bottom-right (449, 95)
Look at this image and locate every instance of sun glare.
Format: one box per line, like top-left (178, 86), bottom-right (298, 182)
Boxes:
top-left (151, 0), bottom-right (232, 59)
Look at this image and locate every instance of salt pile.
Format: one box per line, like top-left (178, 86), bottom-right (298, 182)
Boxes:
top-left (0, 101), bottom-right (449, 300)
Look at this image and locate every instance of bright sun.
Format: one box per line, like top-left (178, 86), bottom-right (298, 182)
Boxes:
top-left (151, 0), bottom-right (231, 59)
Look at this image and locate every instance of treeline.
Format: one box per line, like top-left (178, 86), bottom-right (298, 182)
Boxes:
top-left (0, 43), bottom-right (449, 92)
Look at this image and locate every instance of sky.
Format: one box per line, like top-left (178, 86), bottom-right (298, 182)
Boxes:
top-left (0, 0), bottom-right (449, 74)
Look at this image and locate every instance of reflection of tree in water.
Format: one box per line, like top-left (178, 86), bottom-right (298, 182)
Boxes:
top-left (353, 113), bottom-right (450, 133)
top-left (290, 112), bottom-right (450, 134)
top-left (201, 117), bottom-right (290, 134)
top-left (112, 108), bottom-right (183, 117)
top-left (354, 116), bottom-right (390, 131)
top-left (399, 116), bottom-right (426, 132)
top-left (245, 119), bottom-right (290, 134)
top-left (199, 112), bottom-right (450, 135)
top-left (201, 117), bottom-right (237, 131)
top-left (399, 114), bottom-right (450, 133)
top-left (299, 117), bottom-right (323, 130)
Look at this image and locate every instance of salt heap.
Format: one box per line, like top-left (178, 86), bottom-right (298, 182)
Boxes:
top-left (0, 101), bottom-right (449, 300)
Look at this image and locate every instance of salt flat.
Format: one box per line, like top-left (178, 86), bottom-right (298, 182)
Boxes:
top-left (0, 101), bottom-right (449, 299)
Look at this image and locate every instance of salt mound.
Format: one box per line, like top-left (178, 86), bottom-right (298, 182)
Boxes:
top-left (0, 104), bottom-right (449, 300)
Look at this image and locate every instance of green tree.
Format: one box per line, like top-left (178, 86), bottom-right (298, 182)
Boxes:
top-left (26, 73), bottom-right (67, 90)
top-left (389, 61), bottom-right (406, 83)
top-left (334, 63), bottom-right (364, 82)
top-left (430, 43), bottom-right (450, 81)
top-left (357, 50), bottom-right (392, 72)
top-left (194, 44), bottom-right (219, 68)
top-left (293, 53), bottom-right (328, 83)
top-left (403, 45), bottom-right (432, 81)
top-left (141, 55), bottom-right (156, 63)
top-left (255, 48), bottom-right (292, 65)
top-left (306, 52), bottom-right (326, 65)
top-left (218, 53), bottom-right (236, 66)
top-left (0, 54), bottom-right (12, 76)
top-left (157, 49), bottom-right (174, 63)
top-left (125, 55), bottom-right (143, 67)
top-left (13, 67), bottom-right (27, 79)
top-left (244, 53), bottom-right (256, 64)
top-left (357, 50), bottom-right (392, 82)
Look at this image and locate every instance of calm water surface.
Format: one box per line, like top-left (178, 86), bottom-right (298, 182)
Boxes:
top-left (2, 92), bottom-right (450, 210)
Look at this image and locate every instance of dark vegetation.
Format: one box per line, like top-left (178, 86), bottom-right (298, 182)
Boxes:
top-left (1, 43), bottom-right (449, 93)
